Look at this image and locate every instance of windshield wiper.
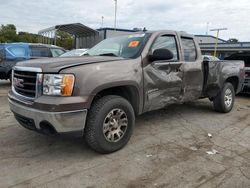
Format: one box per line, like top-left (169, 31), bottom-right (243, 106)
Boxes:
top-left (98, 53), bottom-right (117, 57)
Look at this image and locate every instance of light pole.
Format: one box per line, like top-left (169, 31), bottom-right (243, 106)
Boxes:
top-left (114, 0), bottom-right (117, 30)
top-left (101, 16), bottom-right (104, 28)
top-left (206, 22), bottom-right (210, 35)
top-left (210, 28), bottom-right (227, 57)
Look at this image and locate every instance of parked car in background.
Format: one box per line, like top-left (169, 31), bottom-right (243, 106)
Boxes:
top-left (60, 49), bottom-right (88, 57)
top-left (202, 55), bottom-right (220, 61)
top-left (225, 52), bottom-right (250, 93)
top-left (0, 43), bottom-right (65, 81)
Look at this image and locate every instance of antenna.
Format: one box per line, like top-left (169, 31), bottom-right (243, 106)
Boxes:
top-left (206, 22), bottom-right (210, 35)
top-left (101, 16), bottom-right (104, 28)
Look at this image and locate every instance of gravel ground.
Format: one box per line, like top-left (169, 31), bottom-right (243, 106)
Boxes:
top-left (0, 80), bottom-right (250, 188)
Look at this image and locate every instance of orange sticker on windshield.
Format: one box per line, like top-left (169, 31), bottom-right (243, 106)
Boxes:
top-left (128, 41), bottom-right (140, 48)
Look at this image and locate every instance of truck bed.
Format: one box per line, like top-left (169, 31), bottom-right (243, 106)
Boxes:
top-left (203, 60), bottom-right (245, 98)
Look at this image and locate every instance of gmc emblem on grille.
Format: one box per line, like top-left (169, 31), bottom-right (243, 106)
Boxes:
top-left (13, 77), bottom-right (24, 88)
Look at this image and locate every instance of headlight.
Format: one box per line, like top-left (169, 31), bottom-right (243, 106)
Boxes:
top-left (43, 74), bottom-right (75, 96)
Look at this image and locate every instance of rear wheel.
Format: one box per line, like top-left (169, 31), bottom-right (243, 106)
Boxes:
top-left (213, 82), bottom-right (235, 113)
top-left (84, 95), bottom-right (135, 154)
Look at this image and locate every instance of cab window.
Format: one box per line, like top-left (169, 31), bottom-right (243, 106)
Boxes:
top-left (181, 38), bottom-right (197, 62)
top-left (5, 46), bottom-right (29, 60)
top-left (151, 35), bottom-right (179, 61)
top-left (6, 46), bottom-right (26, 57)
top-left (30, 46), bottom-right (49, 57)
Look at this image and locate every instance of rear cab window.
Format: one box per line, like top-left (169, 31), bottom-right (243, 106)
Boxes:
top-left (181, 37), bottom-right (197, 62)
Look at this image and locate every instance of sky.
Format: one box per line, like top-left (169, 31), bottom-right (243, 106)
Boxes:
top-left (1, 0), bottom-right (250, 41)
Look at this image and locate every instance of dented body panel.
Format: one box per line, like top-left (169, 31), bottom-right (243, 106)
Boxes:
top-left (141, 31), bottom-right (204, 112)
top-left (143, 61), bottom-right (184, 111)
top-left (203, 60), bottom-right (244, 98)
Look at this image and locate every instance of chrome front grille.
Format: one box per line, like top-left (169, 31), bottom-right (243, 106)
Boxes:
top-left (12, 66), bottom-right (42, 99)
top-left (13, 70), bottom-right (37, 98)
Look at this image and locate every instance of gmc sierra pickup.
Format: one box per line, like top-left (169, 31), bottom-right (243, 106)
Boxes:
top-left (9, 30), bottom-right (245, 153)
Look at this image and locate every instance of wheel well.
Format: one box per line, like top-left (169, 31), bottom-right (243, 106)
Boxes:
top-left (93, 86), bottom-right (140, 115)
top-left (226, 76), bottom-right (238, 92)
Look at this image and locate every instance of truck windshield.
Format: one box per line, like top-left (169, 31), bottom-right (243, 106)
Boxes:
top-left (86, 33), bottom-right (150, 58)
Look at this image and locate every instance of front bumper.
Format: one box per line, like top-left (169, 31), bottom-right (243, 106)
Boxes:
top-left (9, 98), bottom-right (88, 134)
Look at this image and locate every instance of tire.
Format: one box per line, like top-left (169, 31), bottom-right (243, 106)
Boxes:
top-left (84, 95), bottom-right (135, 154)
top-left (213, 82), bottom-right (235, 113)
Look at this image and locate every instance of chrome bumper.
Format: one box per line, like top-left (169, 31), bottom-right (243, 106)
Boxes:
top-left (9, 98), bottom-right (87, 133)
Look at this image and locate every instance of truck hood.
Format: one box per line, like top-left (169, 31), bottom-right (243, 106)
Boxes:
top-left (15, 56), bottom-right (125, 73)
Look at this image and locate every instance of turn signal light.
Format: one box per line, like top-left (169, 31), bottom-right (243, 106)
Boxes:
top-left (61, 75), bottom-right (75, 96)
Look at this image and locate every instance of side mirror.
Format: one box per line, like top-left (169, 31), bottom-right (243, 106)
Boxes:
top-left (149, 48), bottom-right (174, 61)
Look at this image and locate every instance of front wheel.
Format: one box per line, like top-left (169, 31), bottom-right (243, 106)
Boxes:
top-left (213, 82), bottom-right (235, 113)
top-left (84, 95), bottom-right (135, 154)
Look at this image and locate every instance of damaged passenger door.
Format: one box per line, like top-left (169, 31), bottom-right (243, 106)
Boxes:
top-left (143, 34), bottom-right (183, 112)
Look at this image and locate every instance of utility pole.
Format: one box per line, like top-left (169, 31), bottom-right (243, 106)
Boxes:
top-left (101, 16), bottom-right (104, 28)
top-left (210, 28), bottom-right (227, 57)
top-left (114, 0), bottom-right (117, 30)
top-left (54, 30), bottom-right (57, 45)
top-left (206, 22), bottom-right (209, 35)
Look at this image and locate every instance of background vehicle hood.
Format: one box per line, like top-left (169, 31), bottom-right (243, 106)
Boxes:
top-left (15, 56), bottom-right (125, 73)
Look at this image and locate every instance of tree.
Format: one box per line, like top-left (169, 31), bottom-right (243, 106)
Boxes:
top-left (227, 38), bottom-right (239, 43)
top-left (55, 31), bottom-right (74, 50)
top-left (0, 24), bottom-right (73, 49)
top-left (0, 24), bottom-right (18, 43)
top-left (17, 32), bottom-right (38, 43)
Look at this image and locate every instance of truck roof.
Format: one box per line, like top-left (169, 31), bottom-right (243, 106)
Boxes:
top-left (145, 30), bottom-right (194, 39)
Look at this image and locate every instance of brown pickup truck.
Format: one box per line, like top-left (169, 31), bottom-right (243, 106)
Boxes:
top-left (9, 30), bottom-right (245, 153)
